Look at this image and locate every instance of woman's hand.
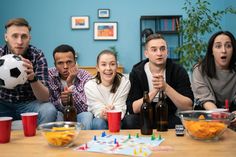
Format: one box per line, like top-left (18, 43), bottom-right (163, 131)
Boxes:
top-left (100, 105), bottom-right (114, 120)
top-left (100, 108), bottom-right (107, 120)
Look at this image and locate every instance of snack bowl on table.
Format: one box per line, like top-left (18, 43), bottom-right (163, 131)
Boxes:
top-left (38, 121), bottom-right (83, 147)
top-left (178, 110), bottom-right (231, 141)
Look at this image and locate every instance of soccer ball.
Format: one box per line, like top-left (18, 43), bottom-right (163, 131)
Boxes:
top-left (0, 54), bottom-right (27, 89)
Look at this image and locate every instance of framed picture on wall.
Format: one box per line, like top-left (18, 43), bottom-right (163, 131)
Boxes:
top-left (94, 22), bottom-right (118, 40)
top-left (98, 9), bottom-right (110, 18)
top-left (71, 16), bottom-right (89, 29)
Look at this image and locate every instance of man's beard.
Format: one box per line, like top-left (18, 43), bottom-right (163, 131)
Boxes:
top-left (6, 42), bottom-right (27, 56)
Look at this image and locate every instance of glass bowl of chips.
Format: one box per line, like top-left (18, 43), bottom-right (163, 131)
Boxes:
top-left (38, 121), bottom-right (83, 147)
top-left (178, 110), bottom-right (231, 141)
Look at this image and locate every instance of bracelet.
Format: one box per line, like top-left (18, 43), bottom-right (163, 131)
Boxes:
top-left (28, 76), bottom-right (38, 83)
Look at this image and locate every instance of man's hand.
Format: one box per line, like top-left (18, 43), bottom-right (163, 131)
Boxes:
top-left (152, 73), bottom-right (167, 91)
top-left (66, 65), bottom-right (78, 87)
top-left (21, 57), bottom-right (35, 81)
top-left (60, 87), bottom-right (73, 105)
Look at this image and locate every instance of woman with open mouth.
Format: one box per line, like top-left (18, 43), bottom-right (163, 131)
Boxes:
top-left (192, 31), bottom-right (236, 129)
top-left (84, 49), bottom-right (130, 130)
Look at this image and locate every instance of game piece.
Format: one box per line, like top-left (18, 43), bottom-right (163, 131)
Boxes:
top-left (85, 143), bottom-right (88, 149)
top-left (175, 125), bottom-right (185, 136)
top-left (128, 134), bottom-right (131, 139)
top-left (133, 148), bottom-right (137, 155)
top-left (101, 131), bottom-right (106, 137)
top-left (139, 147), bottom-right (142, 153)
top-left (114, 138), bottom-right (117, 144)
top-left (93, 135), bottom-right (97, 141)
top-left (143, 152), bottom-right (148, 156)
top-left (158, 134), bottom-right (162, 140)
top-left (116, 142), bottom-right (119, 147)
top-left (151, 133), bottom-right (155, 140)
top-left (136, 133), bottom-right (139, 138)
top-left (77, 146), bottom-right (86, 150)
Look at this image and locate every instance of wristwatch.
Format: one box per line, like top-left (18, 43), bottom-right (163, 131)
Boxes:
top-left (28, 75), bottom-right (38, 83)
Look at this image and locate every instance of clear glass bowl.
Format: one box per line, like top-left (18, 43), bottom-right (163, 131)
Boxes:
top-left (178, 110), bottom-right (231, 141)
top-left (38, 121), bottom-right (83, 147)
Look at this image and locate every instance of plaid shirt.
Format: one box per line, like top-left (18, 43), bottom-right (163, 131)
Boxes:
top-left (0, 45), bottom-right (49, 103)
top-left (48, 67), bottom-right (92, 114)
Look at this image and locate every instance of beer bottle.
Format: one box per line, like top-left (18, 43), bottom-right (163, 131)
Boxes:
top-left (140, 91), bottom-right (153, 135)
top-left (155, 90), bottom-right (168, 131)
top-left (63, 94), bottom-right (77, 122)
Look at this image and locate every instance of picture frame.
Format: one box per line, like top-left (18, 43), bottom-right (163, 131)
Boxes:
top-left (94, 22), bottom-right (118, 40)
top-left (71, 16), bottom-right (89, 29)
top-left (98, 9), bottom-right (110, 18)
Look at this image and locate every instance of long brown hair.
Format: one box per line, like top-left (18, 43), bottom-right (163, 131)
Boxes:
top-left (196, 31), bottom-right (236, 78)
top-left (95, 49), bottom-right (123, 93)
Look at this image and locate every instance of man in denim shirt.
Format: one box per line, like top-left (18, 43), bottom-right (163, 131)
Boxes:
top-left (48, 44), bottom-right (93, 130)
top-left (0, 18), bottom-right (57, 125)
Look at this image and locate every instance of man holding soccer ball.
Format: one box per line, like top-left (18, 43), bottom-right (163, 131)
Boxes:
top-left (0, 18), bottom-right (57, 125)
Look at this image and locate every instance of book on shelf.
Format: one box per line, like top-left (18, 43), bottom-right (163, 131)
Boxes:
top-left (159, 18), bottom-right (179, 31)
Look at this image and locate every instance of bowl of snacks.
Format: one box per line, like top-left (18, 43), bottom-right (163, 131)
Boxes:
top-left (38, 121), bottom-right (83, 147)
top-left (178, 110), bottom-right (231, 141)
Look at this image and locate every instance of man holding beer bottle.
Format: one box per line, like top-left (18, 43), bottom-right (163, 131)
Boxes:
top-left (48, 44), bottom-right (93, 130)
top-left (123, 32), bottom-right (194, 129)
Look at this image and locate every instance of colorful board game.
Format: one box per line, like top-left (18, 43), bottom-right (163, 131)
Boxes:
top-left (75, 131), bottom-right (164, 157)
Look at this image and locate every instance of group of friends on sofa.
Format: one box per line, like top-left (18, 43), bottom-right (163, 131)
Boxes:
top-left (0, 18), bottom-right (236, 130)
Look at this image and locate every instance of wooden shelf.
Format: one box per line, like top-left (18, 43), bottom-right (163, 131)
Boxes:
top-left (79, 66), bottom-right (124, 76)
top-left (140, 15), bottom-right (182, 61)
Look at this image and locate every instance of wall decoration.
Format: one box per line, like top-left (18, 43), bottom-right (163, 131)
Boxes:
top-left (94, 22), bottom-right (118, 40)
top-left (71, 16), bottom-right (89, 29)
top-left (98, 9), bottom-right (110, 18)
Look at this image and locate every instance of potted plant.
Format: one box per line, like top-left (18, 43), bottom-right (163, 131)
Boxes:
top-left (175, 0), bottom-right (236, 71)
top-left (109, 46), bottom-right (120, 66)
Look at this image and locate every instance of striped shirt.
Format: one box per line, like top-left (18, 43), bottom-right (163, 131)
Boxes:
top-left (48, 67), bottom-right (92, 114)
top-left (0, 45), bottom-right (49, 103)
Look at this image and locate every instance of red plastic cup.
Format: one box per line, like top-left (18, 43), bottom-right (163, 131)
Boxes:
top-left (0, 117), bottom-right (12, 143)
top-left (107, 110), bottom-right (121, 132)
top-left (21, 112), bottom-right (38, 137)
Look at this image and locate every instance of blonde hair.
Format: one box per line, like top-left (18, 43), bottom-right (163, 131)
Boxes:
top-left (5, 18), bottom-right (31, 31)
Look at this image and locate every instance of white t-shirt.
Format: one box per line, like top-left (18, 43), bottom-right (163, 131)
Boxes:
top-left (144, 62), bottom-right (166, 102)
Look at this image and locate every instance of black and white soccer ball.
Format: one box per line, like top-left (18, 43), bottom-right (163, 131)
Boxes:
top-left (0, 54), bottom-right (27, 89)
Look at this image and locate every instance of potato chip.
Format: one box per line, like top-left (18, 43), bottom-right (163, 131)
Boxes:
top-left (43, 127), bottom-right (77, 147)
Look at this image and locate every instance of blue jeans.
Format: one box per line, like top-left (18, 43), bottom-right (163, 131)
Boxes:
top-left (56, 111), bottom-right (93, 130)
top-left (0, 100), bottom-right (57, 125)
top-left (77, 112), bottom-right (93, 130)
top-left (92, 118), bottom-right (108, 130)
